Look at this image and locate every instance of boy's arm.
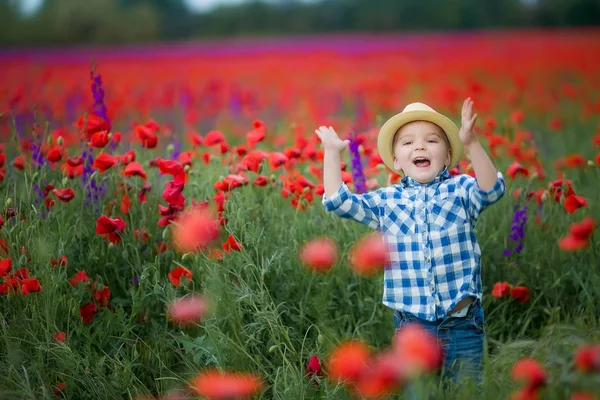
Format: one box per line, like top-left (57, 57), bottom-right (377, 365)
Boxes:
top-left (459, 97), bottom-right (501, 191)
top-left (324, 150), bottom-right (344, 198)
top-left (459, 98), bottom-right (505, 219)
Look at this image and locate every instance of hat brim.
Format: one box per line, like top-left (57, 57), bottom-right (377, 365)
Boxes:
top-left (377, 110), bottom-right (463, 175)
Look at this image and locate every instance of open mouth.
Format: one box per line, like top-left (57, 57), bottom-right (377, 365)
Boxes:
top-left (412, 156), bottom-right (431, 168)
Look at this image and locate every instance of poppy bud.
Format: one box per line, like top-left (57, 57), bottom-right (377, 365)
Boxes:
top-left (47, 135), bottom-right (53, 145)
top-left (62, 177), bottom-right (68, 186)
top-left (167, 144), bottom-right (175, 153)
top-left (269, 345), bottom-right (278, 353)
top-left (541, 191), bottom-right (549, 202)
top-left (184, 165), bottom-right (190, 173)
top-left (57, 136), bottom-right (64, 146)
top-left (269, 174), bottom-right (276, 182)
top-left (529, 172), bottom-right (538, 181)
top-left (32, 172), bottom-right (38, 180)
top-left (317, 334), bottom-right (325, 344)
top-left (162, 228), bottom-right (169, 240)
top-left (5, 198), bottom-right (11, 207)
top-left (588, 160), bottom-right (595, 167)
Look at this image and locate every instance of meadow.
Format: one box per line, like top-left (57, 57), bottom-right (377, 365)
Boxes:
top-left (0, 29), bottom-right (599, 399)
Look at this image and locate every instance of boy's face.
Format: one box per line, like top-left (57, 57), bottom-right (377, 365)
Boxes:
top-left (392, 121), bottom-right (451, 184)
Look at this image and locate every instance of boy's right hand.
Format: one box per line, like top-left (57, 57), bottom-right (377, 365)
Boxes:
top-left (315, 126), bottom-right (351, 153)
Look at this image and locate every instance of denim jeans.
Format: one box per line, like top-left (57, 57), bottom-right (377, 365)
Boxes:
top-left (393, 298), bottom-right (485, 397)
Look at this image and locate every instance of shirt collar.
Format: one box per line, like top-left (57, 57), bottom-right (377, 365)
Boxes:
top-left (400, 167), bottom-right (451, 188)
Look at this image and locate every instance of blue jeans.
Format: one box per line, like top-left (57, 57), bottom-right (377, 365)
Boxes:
top-left (393, 299), bottom-right (485, 396)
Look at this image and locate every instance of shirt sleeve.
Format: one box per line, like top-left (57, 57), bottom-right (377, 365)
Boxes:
top-left (460, 171), bottom-right (506, 221)
top-left (322, 182), bottom-right (381, 230)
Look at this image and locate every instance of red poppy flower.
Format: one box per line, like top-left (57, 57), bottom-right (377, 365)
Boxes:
top-left (299, 237), bottom-right (338, 272)
top-left (171, 208), bottom-right (219, 253)
top-left (305, 355), bottom-right (322, 379)
top-left (69, 271), bottom-right (90, 286)
top-left (80, 303), bottom-right (98, 325)
top-left (96, 215), bottom-right (126, 234)
top-left (253, 176), bottom-right (269, 186)
top-left (268, 152), bottom-right (288, 170)
top-left (50, 255), bottom-right (68, 267)
top-left (240, 151), bottom-right (268, 173)
top-left (221, 234), bottom-right (243, 252)
top-left (46, 146), bottom-right (63, 162)
top-left (563, 195), bottom-right (587, 214)
top-left (559, 216), bottom-right (595, 251)
top-left (168, 294), bottom-right (209, 326)
top-left (0, 258), bottom-right (12, 277)
top-left (52, 188), bottom-right (75, 203)
top-left (52, 332), bottom-right (66, 342)
top-left (348, 233), bottom-right (389, 276)
top-left (511, 357), bottom-right (547, 390)
top-left (574, 343), bottom-right (600, 372)
top-left (88, 130), bottom-right (109, 148)
top-left (93, 285), bottom-right (110, 307)
top-left (393, 323), bottom-right (444, 378)
top-left (20, 277), bottom-right (41, 295)
top-left (76, 114), bottom-right (110, 135)
top-left (92, 153), bottom-right (117, 173)
top-left (510, 286), bottom-right (530, 303)
top-left (158, 159), bottom-right (184, 177)
top-left (506, 161), bottom-right (529, 180)
top-left (492, 281), bottom-right (512, 298)
top-left (122, 161), bottom-right (147, 180)
top-left (327, 340), bottom-right (370, 383)
top-left (213, 175), bottom-right (249, 192)
top-left (13, 155), bottom-right (25, 170)
top-left (189, 369), bottom-right (264, 400)
top-left (168, 266), bottom-right (192, 286)
top-left (204, 130), bottom-right (225, 146)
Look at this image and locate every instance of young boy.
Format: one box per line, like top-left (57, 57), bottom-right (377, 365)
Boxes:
top-left (316, 98), bottom-right (505, 387)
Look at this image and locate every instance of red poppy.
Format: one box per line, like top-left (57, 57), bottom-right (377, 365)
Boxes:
top-left (76, 114), bottom-right (110, 135)
top-left (563, 194), bottom-right (587, 214)
top-left (96, 215), bottom-right (126, 234)
top-left (240, 151), bottom-right (268, 173)
top-left (492, 281), bottom-right (511, 298)
top-left (20, 277), bottom-right (42, 295)
top-left (510, 286), bottom-right (530, 303)
top-left (93, 285), bottom-right (110, 307)
top-left (327, 340), bottom-right (370, 383)
top-left (574, 343), bottom-right (600, 372)
top-left (67, 156), bottom-right (83, 167)
top-left (46, 146), bottom-right (63, 162)
top-left (568, 392), bottom-right (596, 400)
top-left (252, 176), bottom-right (269, 186)
top-left (189, 369), bottom-right (264, 400)
top-left (122, 161), bottom-right (147, 180)
top-left (268, 152), bottom-right (288, 170)
top-left (88, 130), bottom-right (109, 148)
top-left (158, 159), bottom-right (184, 177)
top-left (393, 323), bottom-right (444, 379)
top-left (213, 175), bottom-right (249, 192)
top-left (50, 255), bottom-right (68, 267)
top-left (92, 153), bottom-right (117, 173)
top-left (69, 271), bottom-right (90, 286)
top-left (52, 188), bottom-right (75, 203)
top-left (168, 294), bottom-right (209, 326)
top-left (221, 234), bottom-right (243, 252)
top-left (52, 332), bottom-right (66, 342)
top-left (511, 357), bottom-right (547, 390)
top-left (305, 355), bottom-right (322, 379)
top-left (506, 161), bottom-right (529, 180)
top-left (13, 155), bottom-right (25, 170)
top-left (168, 266), bottom-right (192, 286)
top-left (204, 130), bottom-right (225, 146)
top-left (80, 303), bottom-right (98, 325)
top-left (0, 258), bottom-right (12, 277)
top-left (171, 208), bottom-right (219, 253)
top-left (559, 216), bottom-right (595, 251)
top-left (348, 233), bottom-right (389, 276)
top-left (299, 237), bottom-right (338, 272)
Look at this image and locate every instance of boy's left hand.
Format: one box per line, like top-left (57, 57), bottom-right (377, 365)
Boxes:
top-left (459, 97), bottom-right (478, 146)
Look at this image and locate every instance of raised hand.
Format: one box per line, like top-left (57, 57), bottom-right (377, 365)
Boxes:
top-left (459, 97), bottom-right (478, 146)
top-left (315, 126), bottom-right (350, 153)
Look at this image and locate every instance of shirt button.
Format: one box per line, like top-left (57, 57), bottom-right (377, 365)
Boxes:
top-left (425, 257), bottom-right (430, 262)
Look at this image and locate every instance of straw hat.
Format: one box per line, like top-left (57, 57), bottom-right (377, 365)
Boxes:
top-left (377, 102), bottom-right (463, 175)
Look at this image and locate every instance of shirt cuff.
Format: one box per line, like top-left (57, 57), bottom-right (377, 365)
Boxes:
top-left (476, 171), bottom-right (505, 203)
top-left (322, 182), bottom-right (350, 211)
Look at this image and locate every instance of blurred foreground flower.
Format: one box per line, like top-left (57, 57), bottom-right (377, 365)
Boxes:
top-left (348, 233), bottom-right (389, 276)
top-left (189, 369), bottom-right (264, 400)
top-left (510, 357), bottom-right (547, 400)
top-left (299, 237), bottom-right (338, 272)
top-left (168, 294), bottom-right (209, 326)
top-left (171, 208), bottom-right (219, 253)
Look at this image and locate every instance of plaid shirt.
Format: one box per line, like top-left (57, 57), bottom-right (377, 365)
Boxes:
top-left (322, 168), bottom-right (506, 321)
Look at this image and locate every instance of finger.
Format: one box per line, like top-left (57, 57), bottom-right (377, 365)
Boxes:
top-left (470, 114), bottom-right (478, 125)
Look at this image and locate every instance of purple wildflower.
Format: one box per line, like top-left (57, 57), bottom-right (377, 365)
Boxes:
top-left (348, 124), bottom-right (367, 194)
top-left (504, 204), bottom-right (528, 257)
top-left (170, 140), bottom-right (182, 160)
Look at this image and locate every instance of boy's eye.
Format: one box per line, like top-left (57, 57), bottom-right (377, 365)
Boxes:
top-left (402, 141), bottom-right (412, 145)
top-left (427, 139), bottom-right (438, 143)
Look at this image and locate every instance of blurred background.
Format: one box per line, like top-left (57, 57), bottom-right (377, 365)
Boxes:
top-left (1, 0), bottom-right (599, 46)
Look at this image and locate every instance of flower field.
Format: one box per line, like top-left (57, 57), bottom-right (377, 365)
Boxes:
top-left (0, 29), bottom-right (599, 399)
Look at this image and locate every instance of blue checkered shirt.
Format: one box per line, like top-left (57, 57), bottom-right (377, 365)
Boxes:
top-left (322, 168), bottom-right (506, 321)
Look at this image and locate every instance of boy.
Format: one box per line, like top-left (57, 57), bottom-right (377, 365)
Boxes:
top-left (316, 98), bottom-right (505, 387)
